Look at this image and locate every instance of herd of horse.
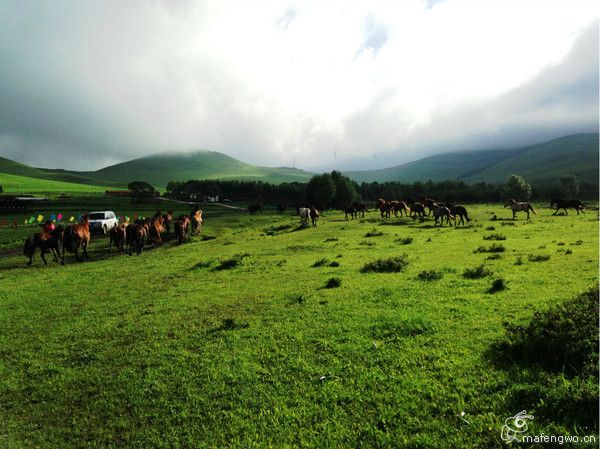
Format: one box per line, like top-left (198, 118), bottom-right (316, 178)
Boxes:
top-left (21, 197), bottom-right (586, 266)
top-left (23, 208), bottom-right (204, 265)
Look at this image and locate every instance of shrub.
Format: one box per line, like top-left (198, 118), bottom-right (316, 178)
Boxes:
top-left (361, 255), bottom-right (409, 273)
top-left (329, 261), bottom-right (340, 267)
top-left (324, 277), bottom-right (341, 288)
top-left (395, 237), bottom-right (413, 245)
top-left (486, 254), bottom-right (502, 260)
top-left (214, 253), bottom-right (249, 271)
top-left (417, 270), bottom-right (443, 281)
top-left (484, 233), bottom-right (506, 241)
top-left (487, 278), bottom-right (506, 293)
top-left (463, 265), bottom-right (493, 279)
top-left (364, 229), bottom-right (384, 237)
top-left (311, 258), bottom-right (329, 267)
top-left (474, 243), bottom-right (505, 253)
top-left (500, 287), bottom-right (598, 376)
top-left (528, 254), bottom-right (550, 262)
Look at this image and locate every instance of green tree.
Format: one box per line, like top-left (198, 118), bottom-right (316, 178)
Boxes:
top-left (0, 185), bottom-right (3, 193)
top-left (330, 171), bottom-right (359, 208)
top-left (559, 175), bottom-right (580, 198)
top-left (305, 174), bottom-right (336, 210)
top-left (503, 175), bottom-right (532, 201)
top-left (128, 181), bottom-right (155, 193)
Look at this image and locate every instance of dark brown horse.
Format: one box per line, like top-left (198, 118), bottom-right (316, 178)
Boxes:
top-left (24, 226), bottom-right (63, 265)
top-left (550, 199), bottom-right (585, 215)
top-left (125, 222), bottom-right (146, 255)
top-left (344, 206), bottom-right (356, 220)
top-left (175, 215), bottom-right (191, 244)
top-left (62, 215), bottom-right (90, 264)
top-left (162, 210), bottom-right (174, 236)
top-left (450, 205), bottom-right (471, 226)
top-left (109, 223), bottom-right (127, 251)
top-left (410, 202), bottom-right (426, 220)
top-left (309, 207), bottom-right (319, 227)
top-left (248, 204), bottom-right (263, 215)
top-left (353, 202), bottom-right (369, 217)
top-left (433, 206), bottom-right (453, 226)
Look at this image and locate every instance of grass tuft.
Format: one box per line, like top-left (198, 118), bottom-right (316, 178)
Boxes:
top-left (474, 243), bottom-right (505, 253)
top-left (417, 270), bottom-right (443, 281)
top-left (463, 264), bottom-right (493, 279)
top-left (361, 255), bottom-right (409, 273)
top-left (528, 254), bottom-right (551, 262)
top-left (487, 278), bottom-right (506, 293)
top-left (323, 277), bottom-right (342, 288)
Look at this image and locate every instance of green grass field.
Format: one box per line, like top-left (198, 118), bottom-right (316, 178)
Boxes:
top-left (0, 172), bottom-right (111, 194)
top-left (0, 201), bottom-right (597, 448)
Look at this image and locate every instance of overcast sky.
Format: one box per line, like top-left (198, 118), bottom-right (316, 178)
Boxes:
top-left (0, 1), bottom-right (598, 171)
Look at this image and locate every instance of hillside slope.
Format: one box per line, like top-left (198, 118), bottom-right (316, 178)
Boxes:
top-left (83, 150), bottom-right (313, 187)
top-left (346, 134), bottom-right (599, 184)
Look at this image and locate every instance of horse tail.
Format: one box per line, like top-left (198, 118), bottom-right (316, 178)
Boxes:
top-left (529, 204), bottom-right (537, 214)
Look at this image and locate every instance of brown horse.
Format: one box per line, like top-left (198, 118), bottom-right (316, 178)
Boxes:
top-left (24, 226), bottom-right (64, 265)
top-left (125, 222), bottom-right (146, 255)
top-left (504, 199), bottom-right (536, 219)
top-left (175, 215), bottom-right (191, 244)
top-left (162, 210), bottom-right (174, 237)
top-left (376, 198), bottom-right (393, 218)
top-left (450, 205), bottom-right (471, 226)
top-left (149, 215), bottom-right (165, 248)
top-left (109, 223), bottom-right (127, 251)
top-left (410, 202), bottom-right (426, 220)
top-left (433, 206), bottom-right (453, 226)
top-left (309, 207), bottom-right (319, 227)
top-left (392, 201), bottom-right (410, 218)
top-left (61, 216), bottom-right (90, 264)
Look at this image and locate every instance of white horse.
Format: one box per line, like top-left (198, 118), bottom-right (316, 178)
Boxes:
top-left (504, 199), bottom-right (536, 219)
top-left (299, 208), bottom-right (310, 226)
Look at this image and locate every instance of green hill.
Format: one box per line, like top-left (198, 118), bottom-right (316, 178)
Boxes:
top-left (85, 150), bottom-right (313, 187)
top-left (346, 134), bottom-right (599, 185)
top-left (0, 172), bottom-right (110, 194)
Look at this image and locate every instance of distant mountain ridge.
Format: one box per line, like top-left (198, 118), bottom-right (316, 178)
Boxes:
top-left (0, 134), bottom-right (597, 192)
top-left (345, 134), bottom-right (599, 185)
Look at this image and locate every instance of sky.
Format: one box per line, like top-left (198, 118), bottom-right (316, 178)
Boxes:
top-left (0, 0), bottom-right (598, 171)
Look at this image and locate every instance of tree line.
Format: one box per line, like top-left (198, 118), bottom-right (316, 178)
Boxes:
top-left (164, 173), bottom-right (597, 208)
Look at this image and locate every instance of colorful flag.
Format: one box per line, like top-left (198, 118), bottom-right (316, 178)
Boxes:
top-left (77, 214), bottom-right (83, 222)
top-left (28, 216), bottom-right (36, 224)
top-left (57, 213), bottom-right (63, 221)
top-left (37, 215), bottom-right (44, 222)
top-left (69, 216), bottom-right (75, 222)
top-left (50, 214), bottom-right (56, 221)
top-left (23, 219), bottom-right (28, 225)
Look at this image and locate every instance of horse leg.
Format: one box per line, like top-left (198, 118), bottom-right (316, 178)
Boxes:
top-left (41, 247), bottom-right (48, 265)
top-left (563, 208), bottom-right (568, 215)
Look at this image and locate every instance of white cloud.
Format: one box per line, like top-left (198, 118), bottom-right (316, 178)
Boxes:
top-left (0, 0), bottom-right (597, 170)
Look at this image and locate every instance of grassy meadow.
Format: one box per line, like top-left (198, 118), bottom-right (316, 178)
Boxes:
top-left (0, 172), bottom-right (111, 194)
top-left (0, 200), bottom-right (597, 448)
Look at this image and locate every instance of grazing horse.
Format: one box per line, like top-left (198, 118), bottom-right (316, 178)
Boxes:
top-left (344, 206), bottom-right (356, 220)
top-left (410, 202), bottom-right (426, 220)
top-left (175, 215), bottom-right (191, 244)
top-left (62, 216), bottom-right (90, 264)
top-left (248, 204), bottom-right (263, 215)
top-left (24, 226), bottom-right (63, 265)
top-left (353, 202), bottom-right (368, 217)
top-left (109, 223), bottom-right (127, 251)
top-left (276, 204), bottom-right (287, 214)
top-left (433, 206), bottom-right (453, 226)
top-left (309, 207), bottom-right (319, 227)
top-left (125, 222), bottom-right (146, 255)
top-left (299, 208), bottom-right (310, 226)
top-left (162, 210), bottom-right (174, 237)
top-left (450, 205), bottom-right (471, 226)
top-left (550, 199), bottom-right (585, 215)
top-left (505, 199), bottom-right (536, 219)
top-left (190, 209), bottom-right (203, 235)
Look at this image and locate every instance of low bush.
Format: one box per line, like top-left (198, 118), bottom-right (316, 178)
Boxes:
top-left (462, 264), bottom-right (493, 279)
top-left (361, 255), bottom-right (409, 273)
